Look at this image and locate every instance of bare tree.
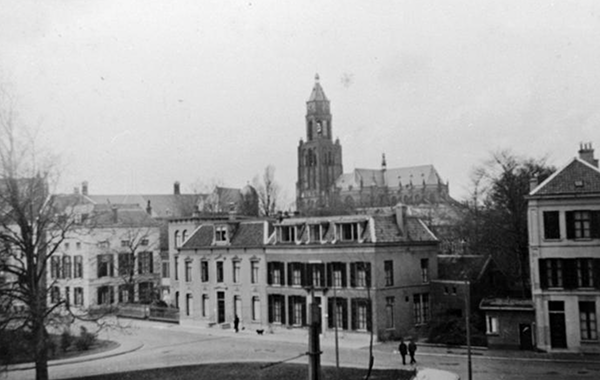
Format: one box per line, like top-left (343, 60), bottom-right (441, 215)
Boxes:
top-left (0, 86), bottom-right (75, 379)
top-left (253, 165), bottom-right (280, 217)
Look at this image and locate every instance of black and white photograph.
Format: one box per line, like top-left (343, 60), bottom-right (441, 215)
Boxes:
top-left (1, 1), bottom-right (600, 380)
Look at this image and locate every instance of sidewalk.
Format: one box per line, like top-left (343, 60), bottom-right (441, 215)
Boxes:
top-left (6, 337), bottom-right (143, 372)
top-left (375, 340), bottom-right (600, 364)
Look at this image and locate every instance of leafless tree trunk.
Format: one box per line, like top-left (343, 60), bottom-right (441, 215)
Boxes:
top-left (253, 165), bottom-right (280, 217)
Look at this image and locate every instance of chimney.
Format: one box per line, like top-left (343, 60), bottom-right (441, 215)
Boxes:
top-left (394, 204), bottom-right (407, 235)
top-left (82, 181), bottom-right (88, 196)
top-left (529, 176), bottom-right (539, 193)
top-left (579, 142), bottom-right (599, 167)
top-left (146, 200), bottom-right (152, 215)
top-left (112, 206), bottom-right (118, 223)
top-left (174, 181), bottom-right (181, 195)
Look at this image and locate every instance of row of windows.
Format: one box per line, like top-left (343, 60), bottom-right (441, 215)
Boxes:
top-left (50, 286), bottom-right (84, 306)
top-left (267, 262), bottom-right (371, 288)
top-left (50, 256), bottom-right (83, 279)
top-left (543, 210), bottom-right (600, 240)
top-left (277, 222), bottom-right (367, 243)
top-left (97, 252), bottom-right (154, 278)
top-left (96, 282), bottom-right (155, 305)
top-left (176, 292), bottom-right (262, 321)
top-left (174, 256), bottom-right (259, 284)
top-left (539, 258), bottom-right (600, 289)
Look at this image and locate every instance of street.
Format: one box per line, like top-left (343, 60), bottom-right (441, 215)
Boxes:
top-left (6, 320), bottom-right (600, 380)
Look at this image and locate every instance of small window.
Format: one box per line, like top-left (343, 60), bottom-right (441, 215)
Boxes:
top-left (141, 239), bottom-right (149, 246)
top-left (280, 226), bottom-right (296, 242)
top-left (251, 261), bottom-right (259, 284)
top-left (121, 240), bottom-right (129, 247)
top-left (339, 223), bottom-right (359, 241)
top-left (216, 261), bottom-right (224, 283)
top-left (486, 316), bottom-right (499, 335)
top-left (215, 226), bottom-right (227, 242)
top-left (384, 260), bottom-right (394, 286)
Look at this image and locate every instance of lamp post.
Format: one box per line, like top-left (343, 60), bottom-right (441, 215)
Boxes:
top-left (333, 282), bottom-right (340, 380)
top-left (464, 280), bottom-right (472, 380)
top-left (306, 286), bottom-right (322, 380)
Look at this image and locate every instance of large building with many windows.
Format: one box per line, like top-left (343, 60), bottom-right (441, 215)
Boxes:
top-left (48, 203), bottom-right (161, 310)
top-left (170, 206), bottom-right (438, 340)
top-left (528, 144), bottom-right (600, 353)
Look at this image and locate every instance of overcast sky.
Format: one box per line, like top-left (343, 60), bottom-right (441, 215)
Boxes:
top-left (2, 0), bottom-right (600, 205)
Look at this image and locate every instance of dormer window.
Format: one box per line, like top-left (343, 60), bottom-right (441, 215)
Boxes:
top-left (309, 224), bottom-right (327, 243)
top-left (280, 225), bottom-right (297, 243)
top-left (339, 223), bottom-right (359, 241)
top-left (215, 226), bottom-right (228, 242)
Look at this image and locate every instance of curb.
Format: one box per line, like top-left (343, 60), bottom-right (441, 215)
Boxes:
top-left (6, 341), bottom-right (144, 372)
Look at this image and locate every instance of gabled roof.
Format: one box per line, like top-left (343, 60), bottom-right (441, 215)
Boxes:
top-left (86, 194), bottom-right (202, 218)
top-left (437, 255), bottom-right (493, 282)
top-left (335, 165), bottom-right (443, 190)
top-left (181, 221), bottom-right (267, 249)
top-left (89, 204), bottom-right (161, 228)
top-left (530, 157), bottom-right (600, 197)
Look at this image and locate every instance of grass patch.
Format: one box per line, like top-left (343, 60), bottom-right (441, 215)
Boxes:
top-left (73, 362), bottom-right (415, 380)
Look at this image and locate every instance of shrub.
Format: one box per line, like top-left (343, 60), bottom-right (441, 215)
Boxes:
top-left (75, 326), bottom-right (97, 351)
top-left (60, 330), bottom-right (74, 352)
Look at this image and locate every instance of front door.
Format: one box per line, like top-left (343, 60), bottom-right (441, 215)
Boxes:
top-left (217, 291), bottom-right (226, 323)
top-left (549, 301), bottom-right (567, 348)
top-left (519, 323), bottom-right (533, 350)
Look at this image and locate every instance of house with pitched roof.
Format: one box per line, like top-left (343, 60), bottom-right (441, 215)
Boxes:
top-left (172, 218), bottom-right (271, 329)
top-left (528, 143), bottom-right (600, 353)
top-left (267, 205), bottom-right (438, 341)
top-left (47, 203), bottom-right (161, 310)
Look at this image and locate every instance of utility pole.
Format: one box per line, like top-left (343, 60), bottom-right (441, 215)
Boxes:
top-left (307, 288), bottom-right (322, 380)
top-left (465, 280), bottom-right (472, 380)
top-left (333, 283), bottom-right (340, 380)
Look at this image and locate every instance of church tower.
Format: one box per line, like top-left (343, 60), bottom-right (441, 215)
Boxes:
top-left (296, 74), bottom-right (343, 213)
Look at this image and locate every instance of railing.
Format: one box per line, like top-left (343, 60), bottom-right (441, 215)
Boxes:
top-left (116, 303), bottom-right (179, 323)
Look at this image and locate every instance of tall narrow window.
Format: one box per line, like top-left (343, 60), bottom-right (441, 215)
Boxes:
top-left (579, 301), bottom-right (598, 341)
top-left (384, 260), bottom-right (394, 286)
top-left (202, 294), bottom-right (209, 317)
top-left (138, 251), bottom-right (153, 274)
top-left (174, 256), bottom-right (179, 281)
top-left (74, 255), bottom-right (83, 278)
top-left (413, 293), bottom-right (430, 325)
top-left (97, 254), bottom-right (114, 278)
top-left (233, 260), bottom-right (241, 283)
top-left (201, 261), bottom-right (209, 282)
top-left (185, 260), bottom-right (192, 282)
top-left (62, 256), bottom-right (72, 279)
top-left (216, 262), bottom-right (224, 283)
top-left (186, 294), bottom-right (192, 316)
top-left (385, 297), bottom-right (395, 329)
top-left (421, 258), bottom-right (429, 283)
top-left (577, 258), bottom-right (594, 288)
top-left (74, 287), bottom-right (84, 306)
top-left (251, 261), bottom-right (259, 284)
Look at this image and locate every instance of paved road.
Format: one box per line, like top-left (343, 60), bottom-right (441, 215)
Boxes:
top-left (6, 319), bottom-right (600, 380)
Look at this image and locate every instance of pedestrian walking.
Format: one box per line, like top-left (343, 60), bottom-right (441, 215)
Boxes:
top-left (234, 315), bottom-right (240, 333)
top-left (408, 339), bottom-right (417, 365)
top-left (398, 338), bottom-right (408, 365)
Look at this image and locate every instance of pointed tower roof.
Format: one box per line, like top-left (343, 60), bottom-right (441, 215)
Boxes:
top-left (308, 73), bottom-right (328, 102)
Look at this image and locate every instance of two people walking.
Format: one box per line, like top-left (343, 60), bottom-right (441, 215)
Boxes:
top-left (398, 338), bottom-right (417, 365)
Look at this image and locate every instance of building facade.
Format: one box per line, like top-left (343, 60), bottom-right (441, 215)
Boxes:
top-left (528, 144), bottom-right (600, 353)
top-left (171, 218), bottom-right (271, 329)
top-left (48, 204), bottom-right (161, 310)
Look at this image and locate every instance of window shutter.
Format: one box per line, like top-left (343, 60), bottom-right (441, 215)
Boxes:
top-left (301, 263), bottom-right (308, 287)
top-left (280, 296), bottom-right (286, 324)
top-left (288, 296), bottom-right (294, 325)
top-left (306, 264), bottom-right (313, 287)
top-left (539, 259), bottom-right (548, 289)
top-left (268, 295), bottom-right (273, 323)
top-left (342, 299), bottom-right (349, 329)
top-left (287, 263), bottom-right (293, 286)
top-left (366, 263), bottom-right (372, 288)
top-left (109, 255), bottom-right (114, 277)
top-left (594, 259), bottom-right (600, 290)
top-left (366, 300), bottom-right (373, 332)
top-left (563, 259), bottom-right (577, 289)
top-left (592, 211), bottom-right (600, 238)
top-left (326, 263), bottom-right (333, 287)
top-left (327, 298), bottom-right (333, 328)
top-left (149, 253), bottom-right (154, 274)
top-left (109, 286), bottom-right (114, 304)
top-left (566, 211), bottom-right (575, 239)
top-left (350, 263), bottom-right (356, 287)
top-left (351, 299), bottom-right (357, 330)
top-left (301, 299), bottom-right (307, 326)
top-left (267, 263), bottom-right (273, 285)
top-left (341, 263), bottom-right (347, 287)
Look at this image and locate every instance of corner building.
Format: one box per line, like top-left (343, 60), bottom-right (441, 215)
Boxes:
top-left (528, 144), bottom-right (600, 353)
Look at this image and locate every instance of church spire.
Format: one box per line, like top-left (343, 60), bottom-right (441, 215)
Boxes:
top-left (308, 73), bottom-right (328, 102)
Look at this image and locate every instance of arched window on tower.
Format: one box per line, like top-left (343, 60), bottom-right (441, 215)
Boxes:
top-left (308, 121), bottom-right (313, 140)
